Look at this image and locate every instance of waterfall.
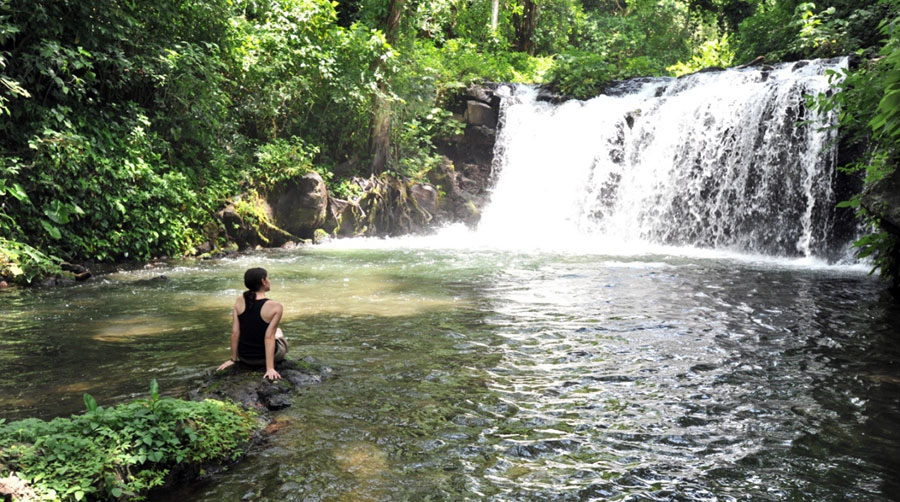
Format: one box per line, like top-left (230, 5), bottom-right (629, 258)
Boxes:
top-left (477, 58), bottom-right (853, 260)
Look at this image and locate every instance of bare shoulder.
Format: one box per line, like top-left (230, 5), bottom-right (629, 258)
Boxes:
top-left (261, 299), bottom-right (283, 314)
top-left (234, 295), bottom-right (246, 314)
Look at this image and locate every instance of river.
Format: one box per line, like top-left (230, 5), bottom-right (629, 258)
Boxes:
top-left (1, 243), bottom-right (898, 500)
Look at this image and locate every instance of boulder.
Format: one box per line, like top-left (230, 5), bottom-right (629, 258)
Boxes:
top-left (218, 203), bottom-right (296, 250)
top-left (410, 183), bottom-right (438, 214)
top-left (267, 172), bottom-right (329, 239)
top-left (464, 100), bottom-right (497, 128)
top-left (193, 358), bottom-right (332, 412)
top-left (862, 170), bottom-right (900, 233)
top-left (861, 170), bottom-right (900, 290)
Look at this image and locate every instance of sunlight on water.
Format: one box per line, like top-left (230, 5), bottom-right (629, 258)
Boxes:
top-left (90, 316), bottom-right (182, 342)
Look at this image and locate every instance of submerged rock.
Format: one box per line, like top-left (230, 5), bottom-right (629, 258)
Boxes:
top-left (192, 358), bottom-right (332, 412)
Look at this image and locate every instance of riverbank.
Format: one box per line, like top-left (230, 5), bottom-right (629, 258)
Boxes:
top-left (0, 358), bottom-right (333, 502)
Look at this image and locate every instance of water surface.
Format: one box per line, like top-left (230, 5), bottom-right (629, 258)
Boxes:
top-left (2, 245), bottom-right (898, 501)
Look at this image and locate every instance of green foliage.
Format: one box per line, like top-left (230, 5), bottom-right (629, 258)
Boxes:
top-left (254, 137), bottom-right (321, 190)
top-left (545, 50), bottom-right (616, 99)
top-left (392, 107), bottom-right (464, 179)
top-left (735, 0), bottom-right (890, 63)
top-left (0, 237), bottom-right (61, 284)
top-left (809, 0), bottom-right (900, 283)
top-left (668, 33), bottom-right (736, 76)
top-left (0, 381), bottom-right (256, 502)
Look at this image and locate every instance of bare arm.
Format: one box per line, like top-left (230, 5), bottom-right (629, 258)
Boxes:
top-left (217, 300), bottom-right (243, 371)
top-left (263, 302), bottom-right (284, 380)
top-left (230, 304), bottom-right (241, 360)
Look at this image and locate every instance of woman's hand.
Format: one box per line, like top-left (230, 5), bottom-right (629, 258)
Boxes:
top-left (217, 359), bottom-right (235, 371)
top-left (263, 368), bottom-right (281, 381)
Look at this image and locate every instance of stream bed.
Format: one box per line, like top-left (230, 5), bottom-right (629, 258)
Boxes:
top-left (1, 243), bottom-right (899, 501)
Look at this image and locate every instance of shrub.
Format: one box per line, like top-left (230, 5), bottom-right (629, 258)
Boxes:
top-left (0, 381), bottom-right (257, 501)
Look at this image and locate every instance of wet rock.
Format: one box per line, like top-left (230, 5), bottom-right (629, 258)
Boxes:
top-left (464, 101), bottom-right (497, 128)
top-left (410, 183), bottom-right (438, 214)
top-left (262, 394), bottom-right (292, 410)
top-left (60, 262), bottom-right (87, 274)
top-left (861, 169), bottom-right (900, 289)
top-left (862, 170), bottom-right (900, 233)
top-left (193, 358), bottom-right (332, 412)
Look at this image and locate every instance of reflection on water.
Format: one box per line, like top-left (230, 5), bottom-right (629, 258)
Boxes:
top-left (1, 246), bottom-right (899, 501)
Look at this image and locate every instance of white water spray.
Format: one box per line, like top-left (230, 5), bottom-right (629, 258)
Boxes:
top-left (477, 59), bottom-right (850, 259)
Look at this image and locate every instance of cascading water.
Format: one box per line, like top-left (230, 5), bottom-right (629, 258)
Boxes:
top-left (478, 58), bottom-right (854, 260)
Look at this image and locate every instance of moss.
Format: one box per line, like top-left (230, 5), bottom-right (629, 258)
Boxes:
top-left (312, 228), bottom-right (329, 244)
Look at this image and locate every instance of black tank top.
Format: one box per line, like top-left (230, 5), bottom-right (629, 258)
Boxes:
top-left (237, 298), bottom-right (269, 360)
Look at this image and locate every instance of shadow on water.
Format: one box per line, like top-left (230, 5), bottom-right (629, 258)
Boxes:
top-left (2, 248), bottom-right (900, 500)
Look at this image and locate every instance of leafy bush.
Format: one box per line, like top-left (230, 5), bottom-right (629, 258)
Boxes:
top-left (545, 50), bottom-right (616, 99)
top-left (668, 34), bottom-right (736, 76)
top-left (809, 0), bottom-right (900, 283)
top-left (0, 381), bottom-right (257, 501)
top-left (0, 237), bottom-right (61, 284)
top-left (254, 137), bottom-right (321, 190)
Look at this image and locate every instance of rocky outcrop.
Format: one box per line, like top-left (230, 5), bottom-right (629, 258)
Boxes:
top-left (861, 170), bottom-right (900, 289)
top-left (218, 202), bottom-right (296, 250)
top-left (432, 84), bottom-right (502, 227)
top-left (267, 172), bottom-right (329, 239)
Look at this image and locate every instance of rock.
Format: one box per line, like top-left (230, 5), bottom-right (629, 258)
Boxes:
top-left (313, 228), bottom-right (330, 245)
top-left (219, 204), bottom-right (261, 249)
top-left (217, 201), bottom-right (297, 250)
top-left (464, 100), bottom-right (497, 128)
top-left (74, 271), bottom-right (92, 282)
top-left (268, 172), bottom-right (328, 239)
top-left (194, 358), bottom-right (332, 412)
top-left (861, 170), bottom-right (900, 289)
top-left (463, 124), bottom-right (496, 146)
top-left (862, 170), bottom-right (900, 232)
top-left (326, 198), bottom-right (366, 237)
top-left (196, 241), bottom-right (212, 254)
top-left (0, 281), bottom-right (7, 289)
top-left (410, 183), bottom-right (438, 214)
top-left (60, 262), bottom-right (87, 274)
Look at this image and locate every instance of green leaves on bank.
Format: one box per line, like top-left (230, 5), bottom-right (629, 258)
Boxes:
top-left (0, 381), bottom-right (256, 502)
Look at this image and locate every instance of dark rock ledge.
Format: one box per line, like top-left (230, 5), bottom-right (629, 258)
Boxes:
top-left (191, 357), bottom-right (333, 413)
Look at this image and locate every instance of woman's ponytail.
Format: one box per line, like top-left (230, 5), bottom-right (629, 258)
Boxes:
top-left (242, 267), bottom-right (268, 309)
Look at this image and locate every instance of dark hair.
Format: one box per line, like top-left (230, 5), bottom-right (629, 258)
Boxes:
top-left (243, 267), bottom-right (267, 307)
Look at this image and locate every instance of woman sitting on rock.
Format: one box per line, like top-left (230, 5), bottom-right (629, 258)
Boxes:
top-left (217, 267), bottom-right (288, 380)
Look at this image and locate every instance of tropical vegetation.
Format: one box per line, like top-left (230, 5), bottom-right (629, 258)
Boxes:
top-left (0, 0), bottom-right (898, 284)
top-left (0, 381), bottom-right (256, 501)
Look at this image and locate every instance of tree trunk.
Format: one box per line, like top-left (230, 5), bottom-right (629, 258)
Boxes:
top-left (491, 0), bottom-right (499, 31)
top-left (514, 0), bottom-right (538, 54)
top-left (370, 0), bottom-right (405, 175)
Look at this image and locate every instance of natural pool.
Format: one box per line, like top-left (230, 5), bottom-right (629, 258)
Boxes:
top-left (1, 242), bottom-right (899, 501)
